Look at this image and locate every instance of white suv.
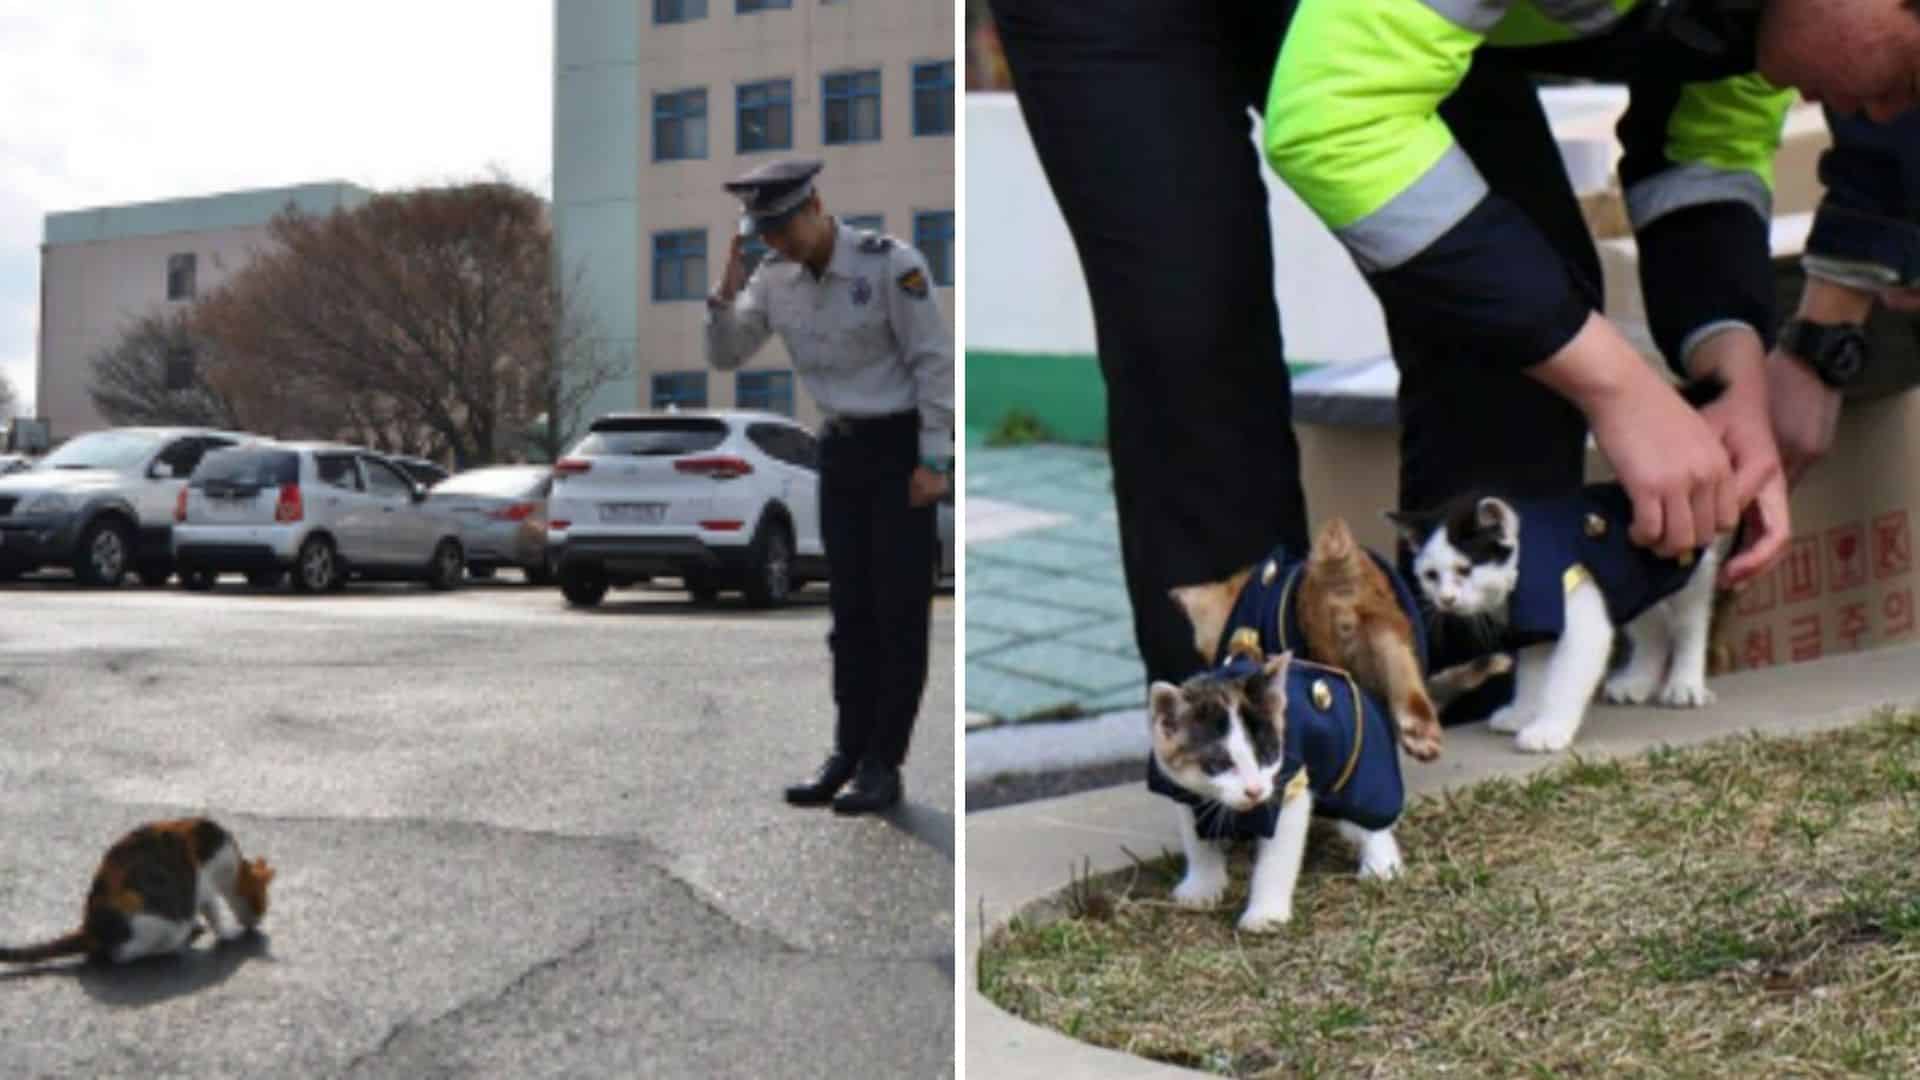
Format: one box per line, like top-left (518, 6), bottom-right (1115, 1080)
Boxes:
top-left (172, 442), bottom-right (467, 592)
top-left (547, 410), bottom-right (827, 608)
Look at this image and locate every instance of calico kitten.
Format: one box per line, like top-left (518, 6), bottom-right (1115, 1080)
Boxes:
top-left (1149, 650), bottom-right (1402, 932)
top-left (1389, 492), bottom-right (1727, 754)
top-left (0, 818), bottom-right (274, 966)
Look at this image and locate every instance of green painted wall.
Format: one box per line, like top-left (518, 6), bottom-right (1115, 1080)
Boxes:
top-left (965, 350), bottom-right (1107, 447)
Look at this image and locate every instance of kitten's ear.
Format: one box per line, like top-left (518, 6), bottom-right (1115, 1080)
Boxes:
top-left (1169, 570), bottom-right (1250, 664)
top-left (1259, 651), bottom-right (1292, 715)
top-left (1313, 517), bottom-right (1356, 560)
top-left (1382, 508), bottom-right (1426, 546)
top-left (1476, 497), bottom-right (1519, 545)
top-left (1148, 681), bottom-right (1184, 738)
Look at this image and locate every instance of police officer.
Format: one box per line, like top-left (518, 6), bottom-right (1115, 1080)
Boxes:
top-left (705, 158), bottom-right (954, 816)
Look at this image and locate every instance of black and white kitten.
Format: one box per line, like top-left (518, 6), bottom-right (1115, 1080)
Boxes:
top-left (1390, 495), bottom-right (1727, 754)
top-left (1149, 652), bottom-right (1401, 932)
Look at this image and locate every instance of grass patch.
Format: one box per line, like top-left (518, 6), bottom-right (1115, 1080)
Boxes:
top-left (984, 408), bottom-right (1054, 447)
top-left (980, 711), bottom-right (1920, 1076)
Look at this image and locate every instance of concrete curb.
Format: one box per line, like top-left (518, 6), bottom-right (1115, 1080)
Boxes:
top-left (965, 641), bottom-right (1920, 1078)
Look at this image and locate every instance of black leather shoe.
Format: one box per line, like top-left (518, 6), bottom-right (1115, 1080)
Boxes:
top-left (785, 753), bottom-right (858, 806)
top-left (831, 764), bottom-right (902, 816)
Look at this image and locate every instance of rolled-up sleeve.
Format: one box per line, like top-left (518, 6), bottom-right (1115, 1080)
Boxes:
top-left (1804, 108), bottom-right (1920, 290)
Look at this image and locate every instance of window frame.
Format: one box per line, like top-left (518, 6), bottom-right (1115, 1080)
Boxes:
top-left (651, 371), bottom-right (711, 409)
top-left (651, 228), bottom-right (709, 303)
top-left (166, 252), bottom-right (197, 301)
top-left (735, 370), bottom-right (796, 417)
top-left (736, 78), bottom-right (794, 154)
top-left (651, 87), bottom-right (709, 162)
top-left (913, 210), bottom-right (955, 288)
top-left (653, 0), bottom-right (707, 24)
top-left (911, 60), bottom-right (954, 137)
top-left (821, 68), bottom-right (883, 146)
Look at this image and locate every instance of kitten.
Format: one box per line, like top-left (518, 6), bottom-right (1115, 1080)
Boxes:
top-left (1168, 518), bottom-right (1509, 761)
top-left (1295, 517), bottom-right (1446, 761)
top-left (0, 818), bottom-right (274, 966)
top-left (1388, 485), bottom-right (1728, 754)
top-left (1148, 649), bottom-right (1404, 933)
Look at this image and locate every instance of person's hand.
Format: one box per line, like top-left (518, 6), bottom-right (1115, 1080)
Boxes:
top-left (1766, 345), bottom-right (1843, 487)
top-left (707, 234), bottom-right (750, 310)
top-left (1689, 331), bottom-right (1789, 587)
top-left (1531, 314), bottom-right (1736, 558)
top-left (908, 465), bottom-right (949, 508)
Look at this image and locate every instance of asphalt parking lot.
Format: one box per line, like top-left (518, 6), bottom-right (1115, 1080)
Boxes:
top-left (0, 575), bottom-right (955, 1079)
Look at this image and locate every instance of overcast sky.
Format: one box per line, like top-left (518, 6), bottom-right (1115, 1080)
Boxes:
top-left (0, 1), bottom-right (553, 415)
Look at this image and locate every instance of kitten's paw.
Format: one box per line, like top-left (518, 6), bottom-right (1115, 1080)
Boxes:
top-left (1397, 722), bottom-right (1444, 763)
top-left (1357, 842), bottom-right (1403, 882)
top-left (1601, 673), bottom-right (1658, 706)
top-left (1656, 680), bottom-right (1715, 709)
top-left (1236, 905), bottom-right (1293, 933)
top-left (1172, 872), bottom-right (1227, 909)
top-left (1486, 705), bottom-right (1530, 733)
top-left (1513, 722), bottom-right (1575, 754)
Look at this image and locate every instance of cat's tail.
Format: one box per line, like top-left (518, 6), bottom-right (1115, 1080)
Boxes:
top-left (0, 930), bottom-right (92, 964)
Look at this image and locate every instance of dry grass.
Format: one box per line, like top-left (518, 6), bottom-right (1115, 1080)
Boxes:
top-left (979, 712), bottom-right (1920, 1078)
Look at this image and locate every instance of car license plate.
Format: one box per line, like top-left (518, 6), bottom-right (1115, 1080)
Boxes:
top-left (599, 501), bottom-right (665, 524)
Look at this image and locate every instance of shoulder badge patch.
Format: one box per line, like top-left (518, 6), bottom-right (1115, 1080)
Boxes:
top-left (857, 234), bottom-right (894, 255)
top-left (896, 267), bottom-right (929, 299)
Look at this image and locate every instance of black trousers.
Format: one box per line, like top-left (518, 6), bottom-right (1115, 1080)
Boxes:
top-left (992, 4), bottom-right (1589, 692)
top-left (819, 412), bottom-right (935, 768)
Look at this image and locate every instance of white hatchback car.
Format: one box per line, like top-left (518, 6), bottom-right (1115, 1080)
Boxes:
top-left (547, 410), bottom-right (827, 608)
top-left (172, 442), bottom-right (467, 592)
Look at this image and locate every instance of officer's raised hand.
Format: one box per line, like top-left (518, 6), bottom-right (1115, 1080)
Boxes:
top-left (708, 234), bottom-right (750, 310)
top-left (909, 465), bottom-right (949, 508)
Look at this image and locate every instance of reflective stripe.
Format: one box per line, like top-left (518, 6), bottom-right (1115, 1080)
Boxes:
top-left (1678, 319), bottom-right (1760, 366)
top-left (1803, 254), bottom-right (1901, 291)
top-left (1334, 143), bottom-right (1488, 272)
top-left (1418, 0), bottom-right (1509, 32)
top-left (1535, 0), bottom-right (1628, 34)
top-left (1625, 162), bottom-right (1771, 231)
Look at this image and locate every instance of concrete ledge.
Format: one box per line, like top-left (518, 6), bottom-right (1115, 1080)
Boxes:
top-left (965, 641), bottom-right (1920, 1079)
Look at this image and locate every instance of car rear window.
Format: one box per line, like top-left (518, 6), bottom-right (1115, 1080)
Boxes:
top-left (433, 467), bottom-right (549, 497)
top-left (190, 448), bottom-right (299, 489)
top-left (572, 418), bottom-right (728, 457)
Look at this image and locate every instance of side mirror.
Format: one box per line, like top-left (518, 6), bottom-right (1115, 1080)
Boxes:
top-left (151, 462), bottom-right (176, 479)
top-left (411, 485), bottom-right (428, 503)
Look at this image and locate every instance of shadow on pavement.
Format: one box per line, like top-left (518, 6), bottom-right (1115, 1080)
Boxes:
top-left (882, 801), bottom-right (954, 862)
top-left (0, 932), bottom-right (273, 1008)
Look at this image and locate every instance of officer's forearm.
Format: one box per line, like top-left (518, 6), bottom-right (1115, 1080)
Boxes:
top-left (702, 308), bottom-right (755, 371)
top-left (1527, 312), bottom-right (1667, 416)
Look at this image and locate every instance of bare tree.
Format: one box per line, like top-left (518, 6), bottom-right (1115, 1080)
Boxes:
top-left (196, 181), bottom-right (612, 468)
top-left (87, 311), bottom-right (247, 429)
top-left (0, 368), bottom-right (17, 421)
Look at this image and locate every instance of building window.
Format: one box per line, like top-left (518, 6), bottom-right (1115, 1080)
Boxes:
top-left (167, 253), bottom-right (197, 301)
top-left (737, 0), bottom-right (790, 11)
top-left (912, 61), bottom-right (954, 136)
top-left (652, 229), bottom-right (708, 302)
top-left (654, 0), bottom-right (706, 22)
top-left (841, 213), bottom-right (884, 234)
top-left (652, 88), bottom-right (708, 161)
top-left (822, 69), bottom-right (882, 145)
top-left (737, 79), bottom-right (793, 153)
top-left (914, 211), bottom-right (954, 287)
top-left (652, 372), bottom-right (709, 409)
top-left (736, 371), bottom-right (794, 416)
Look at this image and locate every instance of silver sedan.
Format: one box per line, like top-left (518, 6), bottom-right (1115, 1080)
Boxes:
top-left (428, 464), bottom-right (555, 583)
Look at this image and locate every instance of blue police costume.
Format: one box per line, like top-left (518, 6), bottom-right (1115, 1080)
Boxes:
top-left (1147, 542), bottom-right (1417, 840)
top-left (1502, 483), bottom-right (1703, 650)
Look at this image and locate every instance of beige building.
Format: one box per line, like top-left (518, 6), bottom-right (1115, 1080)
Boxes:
top-left (554, 0), bottom-right (955, 425)
top-left (35, 183), bottom-right (372, 441)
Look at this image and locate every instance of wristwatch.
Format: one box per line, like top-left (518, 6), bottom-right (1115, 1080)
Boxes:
top-left (1778, 317), bottom-right (1869, 389)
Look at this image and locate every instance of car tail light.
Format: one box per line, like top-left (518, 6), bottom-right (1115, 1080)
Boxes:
top-left (699, 519), bottom-right (745, 532)
top-left (275, 483), bottom-right (303, 524)
top-left (675, 455), bottom-right (754, 480)
top-left (549, 519), bottom-right (571, 532)
top-left (491, 502), bottom-right (537, 522)
top-left (174, 488), bottom-right (189, 524)
top-left (554, 458), bottom-right (592, 476)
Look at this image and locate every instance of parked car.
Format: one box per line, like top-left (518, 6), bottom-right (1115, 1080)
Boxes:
top-left (390, 456), bottom-right (451, 489)
top-left (547, 410), bottom-right (828, 608)
top-left (0, 453), bottom-right (35, 476)
top-left (428, 464), bottom-right (554, 583)
top-left (0, 426), bottom-right (255, 586)
top-left (172, 442), bottom-right (467, 593)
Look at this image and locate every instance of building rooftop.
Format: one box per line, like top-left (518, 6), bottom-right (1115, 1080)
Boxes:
top-left (43, 181), bottom-right (375, 246)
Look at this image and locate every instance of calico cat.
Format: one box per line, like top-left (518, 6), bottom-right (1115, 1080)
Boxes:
top-left (0, 818), bottom-right (274, 966)
top-left (1149, 649), bottom-right (1404, 932)
top-left (1388, 485), bottom-right (1729, 754)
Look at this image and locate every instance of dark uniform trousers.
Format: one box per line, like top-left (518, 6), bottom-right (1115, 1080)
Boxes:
top-left (992, 2), bottom-right (1592, 694)
top-left (819, 411), bottom-right (935, 769)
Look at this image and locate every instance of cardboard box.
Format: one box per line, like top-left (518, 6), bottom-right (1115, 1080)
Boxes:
top-left (1294, 373), bottom-right (1920, 677)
